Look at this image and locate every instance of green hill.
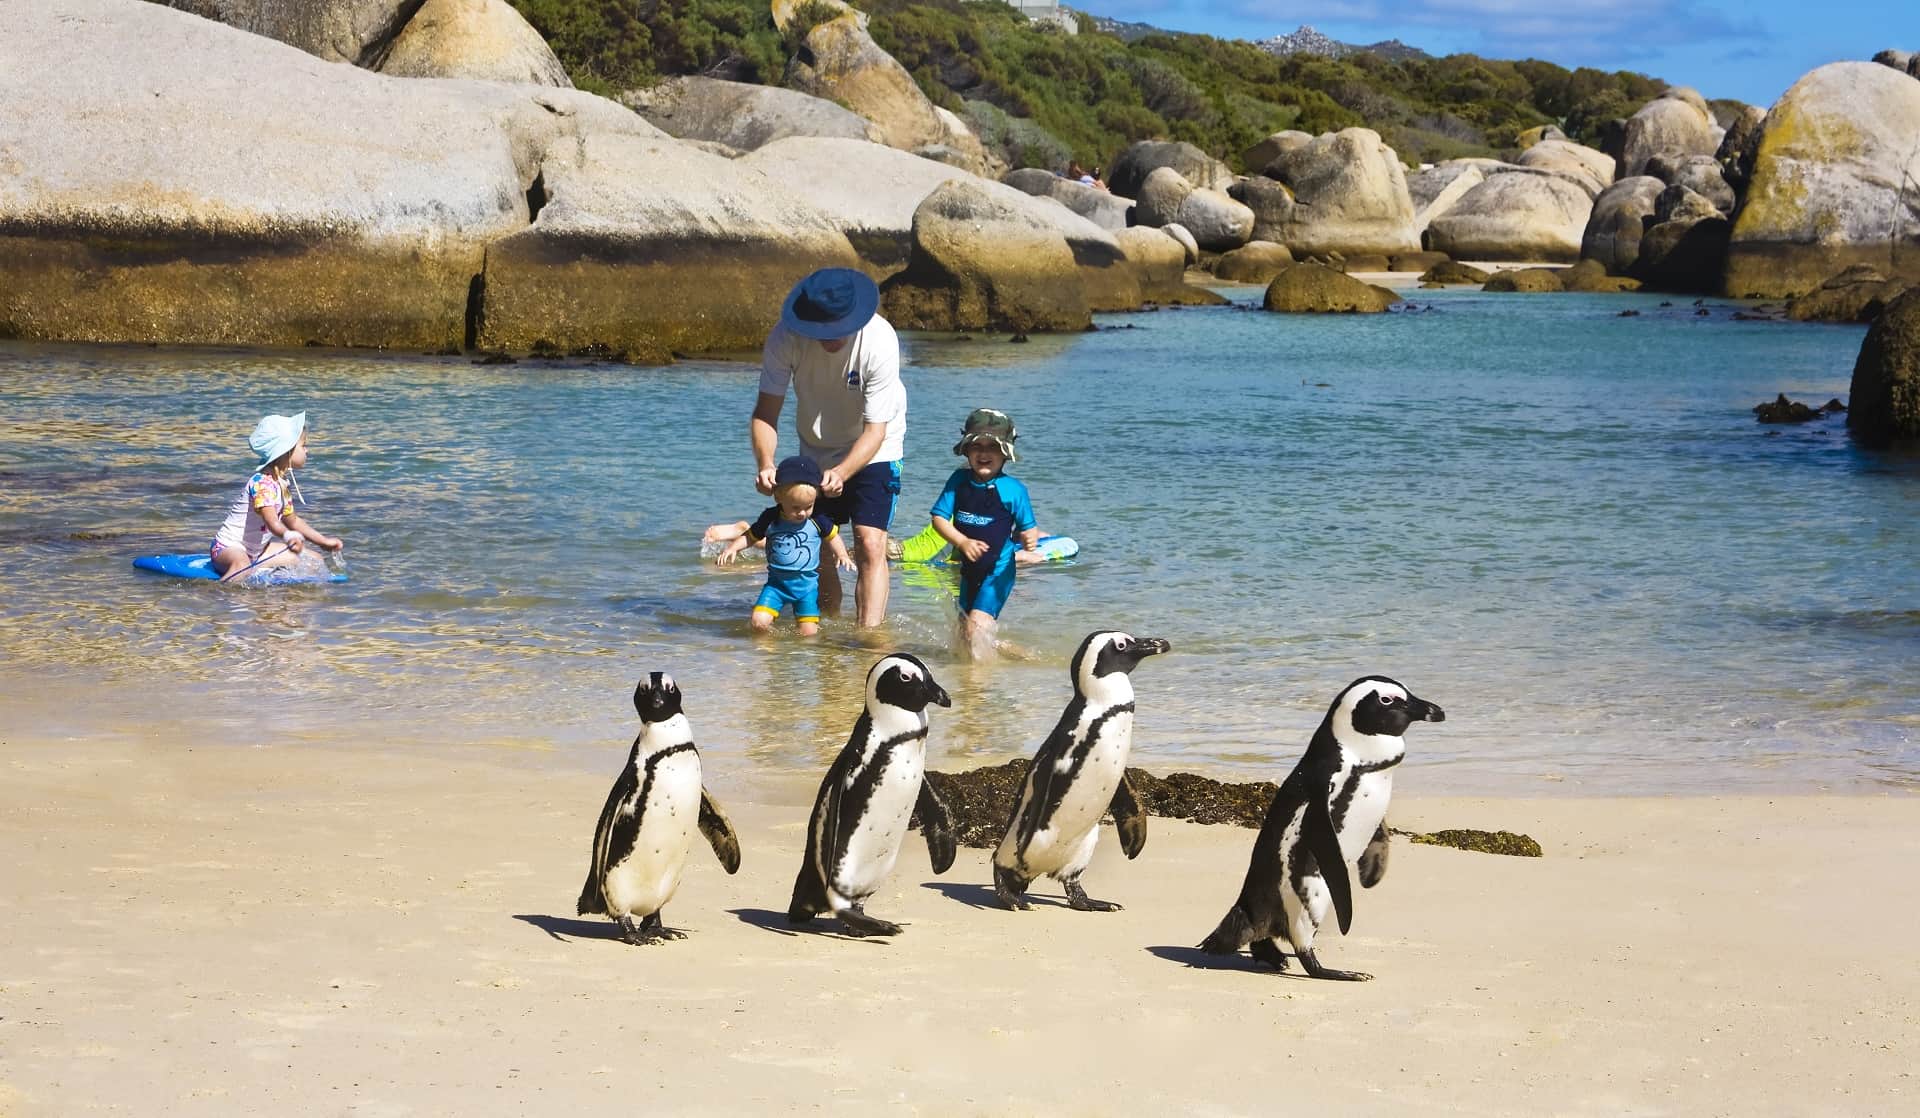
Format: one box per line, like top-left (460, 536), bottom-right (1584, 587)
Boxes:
top-left (506, 0), bottom-right (1672, 170)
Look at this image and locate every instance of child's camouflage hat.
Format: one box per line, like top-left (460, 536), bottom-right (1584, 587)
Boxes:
top-left (952, 407), bottom-right (1017, 462)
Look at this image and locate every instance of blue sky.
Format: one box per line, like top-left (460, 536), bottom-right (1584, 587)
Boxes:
top-left (1073, 1), bottom-right (1906, 107)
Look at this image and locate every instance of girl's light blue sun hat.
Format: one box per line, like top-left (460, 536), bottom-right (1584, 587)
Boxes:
top-left (248, 412), bottom-right (306, 466)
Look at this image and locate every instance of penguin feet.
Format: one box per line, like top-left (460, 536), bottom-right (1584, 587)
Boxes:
top-left (835, 905), bottom-right (903, 938)
top-left (993, 864), bottom-right (1032, 911)
top-left (1297, 948), bottom-right (1372, 981)
top-left (1248, 939), bottom-right (1292, 971)
top-left (1062, 879), bottom-right (1122, 913)
top-left (617, 913), bottom-right (686, 945)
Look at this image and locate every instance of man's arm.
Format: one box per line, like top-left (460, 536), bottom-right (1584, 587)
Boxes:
top-left (822, 420), bottom-right (886, 496)
top-left (750, 392), bottom-right (783, 495)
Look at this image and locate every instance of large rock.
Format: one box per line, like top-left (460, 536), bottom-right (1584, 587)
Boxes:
top-left (1633, 186), bottom-right (1730, 293)
top-left (1725, 62), bottom-right (1920, 299)
top-left (1786, 265), bottom-right (1911, 322)
top-left (476, 133), bottom-right (860, 361)
top-left (1408, 159), bottom-right (1494, 236)
top-left (1113, 227), bottom-right (1225, 305)
top-left (1258, 128), bottom-right (1419, 256)
top-left (1108, 140), bottom-right (1233, 199)
top-left (772, 0), bottom-right (947, 156)
top-left (1418, 261), bottom-right (1489, 285)
top-left (1426, 171), bottom-right (1593, 263)
top-left (379, 0), bottom-right (569, 85)
top-left (1581, 176), bottom-right (1665, 274)
top-left (1160, 223), bottom-right (1200, 264)
top-left (1226, 176), bottom-right (1295, 245)
top-left (1213, 242), bottom-right (1294, 284)
top-left (1848, 288), bottom-right (1920, 444)
top-left (1716, 104), bottom-right (1767, 188)
top-left (1134, 168), bottom-right (1252, 251)
top-left (1483, 268), bottom-right (1565, 293)
top-left (1240, 131), bottom-right (1312, 175)
top-left (1558, 258), bottom-right (1640, 292)
top-left (1872, 49), bottom-right (1913, 72)
top-left (1002, 168), bottom-right (1133, 231)
top-left (1619, 87), bottom-right (1719, 178)
top-left (1644, 153), bottom-right (1735, 215)
top-left (739, 137), bottom-right (1120, 276)
top-left (1515, 139), bottom-right (1615, 196)
top-left (1516, 124), bottom-right (1568, 148)
top-left (1261, 263), bottom-right (1401, 313)
top-left (622, 76), bottom-right (879, 151)
top-left (880, 179), bottom-right (1090, 333)
top-left (155, 0), bottom-right (424, 66)
top-left (0, 0), bottom-right (672, 352)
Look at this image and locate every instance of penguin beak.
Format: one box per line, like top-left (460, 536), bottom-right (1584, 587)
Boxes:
top-left (926, 680), bottom-right (951, 709)
top-left (1411, 697), bottom-right (1446, 723)
top-left (1132, 637), bottom-right (1171, 660)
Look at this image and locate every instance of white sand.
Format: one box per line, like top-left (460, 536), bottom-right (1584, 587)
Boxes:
top-left (2, 734), bottom-right (1916, 1115)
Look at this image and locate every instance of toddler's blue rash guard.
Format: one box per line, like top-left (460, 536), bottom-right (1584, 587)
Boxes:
top-left (931, 469), bottom-right (1036, 618)
top-left (747, 507), bottom-right (838, 622)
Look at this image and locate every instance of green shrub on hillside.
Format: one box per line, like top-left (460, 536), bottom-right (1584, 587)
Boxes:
top-left (506, 0), bottom-right (785, 93)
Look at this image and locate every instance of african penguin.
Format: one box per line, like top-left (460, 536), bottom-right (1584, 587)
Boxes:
top-left (577, 672), bottom-right (742, 944)
top-left (1198, 675), bottom-right (1444, 980)
top-left (788, 653), bottom-right (957, 937)
top-left (993, 630), bottom-right (1171, 912)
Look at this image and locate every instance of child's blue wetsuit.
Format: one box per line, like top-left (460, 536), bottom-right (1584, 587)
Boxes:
top-left (747, 506), bottom-right (839, 624)
top-left (931, 469), bottom-right (1036, 618)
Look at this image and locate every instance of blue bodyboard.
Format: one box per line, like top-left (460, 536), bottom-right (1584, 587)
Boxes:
top-left (132, 553), bottom-right (347, 584)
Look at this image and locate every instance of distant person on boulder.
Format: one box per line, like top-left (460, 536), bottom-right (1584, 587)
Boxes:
top-left (751, 268), bottom-right (905, 627)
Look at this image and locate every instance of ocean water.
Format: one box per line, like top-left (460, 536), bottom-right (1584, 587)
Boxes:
top-left (3, 285), bottom-right (1916, 795)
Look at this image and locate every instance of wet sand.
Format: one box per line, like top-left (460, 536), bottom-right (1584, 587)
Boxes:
top-left (2, 732), bottom-right (1916, 1115)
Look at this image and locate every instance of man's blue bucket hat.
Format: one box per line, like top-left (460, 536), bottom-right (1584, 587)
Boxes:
top-left (249, 412), bottom-right (306, 466)
top-left (780, 267), bottom-right (880, 340)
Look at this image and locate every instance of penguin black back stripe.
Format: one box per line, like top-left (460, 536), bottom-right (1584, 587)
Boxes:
top-left (610, 743), bottom-right (699, 867)
top-left (1330, 753), bottom-right (1403, 831)
top-left (1016, 700), bottom-right (1134, 859)
top-left (827, 726), bottom-right (928, 874)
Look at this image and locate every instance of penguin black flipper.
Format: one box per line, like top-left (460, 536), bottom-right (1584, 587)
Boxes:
top-left (698, 788), bottom-right (742, 874)
top-left (915, 779), bottom-right (957, 875)
top-left (1357, 822), bottom-right (1390, 889)
top-left (1109, 773), bottom-right (1148, 860)
top-left (1305, 763), bottom-right (1355, 935)
top-left (1007, 698), bottom-right (1086, 857)
top-left (578, 741), bottom-right (641, 916)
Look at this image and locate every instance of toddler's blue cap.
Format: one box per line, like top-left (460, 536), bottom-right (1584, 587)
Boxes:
top-left (775, 455), bottom-right (824, 488)
top-left (248, 412), bottom-right (306, 466)
top-left (780, 267), bottom-right (879, 340)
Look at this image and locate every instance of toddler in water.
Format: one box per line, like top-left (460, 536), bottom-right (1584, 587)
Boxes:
top-left (931, 408), bottom-right (1038, 658)
top-left (210, 412), bottom-right (343, 581)
top-left (715, 456), bottom-right (854, 636)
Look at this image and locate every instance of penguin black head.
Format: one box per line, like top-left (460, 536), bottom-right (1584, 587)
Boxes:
top-left (633, 672), bottom-right (685, 724)
top-left (1070, 631), bottom-right (1172, 691)
top-left (867, 652), bottom-right (951, 713)
top-left (1331, 676), bottom-right (1445, 738)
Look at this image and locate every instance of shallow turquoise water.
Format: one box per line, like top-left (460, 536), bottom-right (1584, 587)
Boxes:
top-left (3, 285), bottom-right (1916, 793)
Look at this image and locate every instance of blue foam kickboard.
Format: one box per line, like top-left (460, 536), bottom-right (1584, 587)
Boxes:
top-left (132, 554), bottom-right (347, 584)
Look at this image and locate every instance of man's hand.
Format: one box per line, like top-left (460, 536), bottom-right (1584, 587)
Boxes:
top-left (820, 467), bottom-right (847, 497)
top-left (755, 466), bottom-right (777, 495)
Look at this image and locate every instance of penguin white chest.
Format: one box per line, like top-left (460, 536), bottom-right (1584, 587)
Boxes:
top-left (605, 749), bottom-right (703, 917)
top-left (1023, 710), bottom-right (1132, 873)
top-left (1338, 769), bottom-right (1395, 864)
top-left (838, 743), bottom-right (925, 899)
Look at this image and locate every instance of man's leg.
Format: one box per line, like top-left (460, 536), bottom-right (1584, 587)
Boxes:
top-left (852, 525), bottom-right (889, 627)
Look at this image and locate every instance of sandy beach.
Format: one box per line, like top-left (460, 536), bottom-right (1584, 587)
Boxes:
top-left (2, 732), bottom-right (1915, 1116)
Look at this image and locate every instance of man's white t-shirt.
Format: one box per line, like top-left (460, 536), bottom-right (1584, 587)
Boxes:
top-left (759, 316), bottom-right (906, 468)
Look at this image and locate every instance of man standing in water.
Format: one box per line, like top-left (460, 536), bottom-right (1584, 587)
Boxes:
top-left (752, 268), bottom-right (904, 627)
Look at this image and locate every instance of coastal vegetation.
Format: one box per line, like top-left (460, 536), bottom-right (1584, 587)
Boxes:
top-left (506, 0), bottom-right (1673, 168)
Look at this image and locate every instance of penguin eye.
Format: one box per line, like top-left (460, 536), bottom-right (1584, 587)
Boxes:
top-left (1378, 694), bottom-right (1398, 705)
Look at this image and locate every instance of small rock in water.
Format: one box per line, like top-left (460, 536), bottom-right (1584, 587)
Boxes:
top-left (1618, 309), bottom-right (1640, 317)
top-left (473, 352), bottom-right (517, 366)
top-left (1754, 393), bottom-right (1825, 423)
top-left (1821, 398), bottom-right (1848, 413)
top-left (1659, 301), bottom-right (1674, 307)
top-left (1009, 333), bottom-right (1030, 344)
top-left (1694, 307), bottom-right (1711, 316)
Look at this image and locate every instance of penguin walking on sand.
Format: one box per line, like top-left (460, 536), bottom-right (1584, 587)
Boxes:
top-left (577, 672), bottom-right (742, 944)
top-left (1198, 675), bottom-right (1444, 980)
top-left (789, 653), bottom-right (958, 937)
top-left (993, 630), bottom-right (1171, 912)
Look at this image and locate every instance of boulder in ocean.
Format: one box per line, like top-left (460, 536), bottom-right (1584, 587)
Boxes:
top-left (1559, 258), bottom-right (1641, 292)
top-left (1483, 268), bottom-right (1565, 293)
top-left (1787, 265), bottom-right (1910, 323)
top-left (622, 76), bottom-right (880, 151)
top-left (1001, 169), bottom-right (1132, 231)
top-left (1262, 263), bottom-right (1401, 313)
top-left (1633, 186), bottom-right (1731, 294)
top-left (1581, 176), bottom-right (1664, 274)
top-left (1419, 261), bottom-right (1489, 285)
top-left (1426, 171), bottom-right (1592, 263)
top-left (1108, 140), bottom-right (1234, 199)
top-left (1390, 250), bottom-right (1450, 272)
top-left (879, 179), bottom-right (1090, 334)
top-left (378, 0), bottom-right (571, 85)
top-left (1725, 62), bottom-right (1920, 299)
top-left (1619, 87), bottom-right (1719, 178)
top-left (1115, 227), bottom-right (1226, 305)
top-left (1134, 168), bottom-right (1252, 251)
top-left (1258, 128), bottom-right (1420, 256)
top-left (1213, 241), bottom-right (1295, 284)
top-left (1848, 287), bottom-right (1920, 444)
